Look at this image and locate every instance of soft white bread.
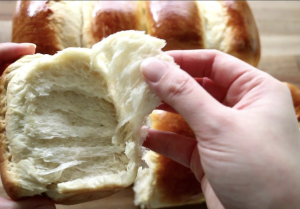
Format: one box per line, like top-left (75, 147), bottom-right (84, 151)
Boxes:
top-left (12, 1), bottom-right (260, 67)
top-left (0, 31), bottom-right (176, 205)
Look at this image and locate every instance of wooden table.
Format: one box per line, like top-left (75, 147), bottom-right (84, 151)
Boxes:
top-left (0, 1), bottom-right (299, 209)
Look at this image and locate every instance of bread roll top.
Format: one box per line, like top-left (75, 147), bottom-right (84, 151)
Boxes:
top-left (82, 1), bottom-right (145, 48)
top-left (11, 1), bottom-right (260, 66)
top-left (198, 1), bottom-right (260, 66)
top-left (144, 1), bottom-right (205, 51)
top-left (12, 1), bottom-right (60, 54)
top-left (12, 1), bottom-right (82, 55)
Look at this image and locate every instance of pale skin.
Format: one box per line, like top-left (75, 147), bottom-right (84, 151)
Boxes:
top-left (141, 51), bottom-right (300, 209)
top-left (1, 44), bottom-right (300, 209)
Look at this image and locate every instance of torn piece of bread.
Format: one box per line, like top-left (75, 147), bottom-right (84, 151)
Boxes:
top-left (0, 31), bottom-right (175, 205)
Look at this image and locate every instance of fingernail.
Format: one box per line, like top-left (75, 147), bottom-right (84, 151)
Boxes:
top-left (141, 58), bottom-right (167, 82)
top-left (20, 43), bottom-right (36, 49)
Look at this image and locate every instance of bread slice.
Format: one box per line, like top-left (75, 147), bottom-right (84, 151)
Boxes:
top-left (134, 111), bottom-right (205, 208)
top-left (0, 31), bottom-right (175, 205)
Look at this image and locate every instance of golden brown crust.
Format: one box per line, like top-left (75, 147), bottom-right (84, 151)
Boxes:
top-left (286, 83), bottom-right (300, 126)
top-left (150, 110), bottom-right (195, 138)
top-left (47, 187), bottom-right (122, 205)
top-left (12, 1), bottom-right (260, 66)
top-left (145, 1), bottom-right (205, 51)
top-left (0, 61), bottom-right (23, 200)
top-left (12, 1), bottom-right (62, 55)
top-left (82, 1), bottom-right (144, 48)
top-left (149, 111), bottom-right (204, 205)
top-left (221, 1), bottom-right (261, 67)
top-left (0, 140), bottom-right (21, 201)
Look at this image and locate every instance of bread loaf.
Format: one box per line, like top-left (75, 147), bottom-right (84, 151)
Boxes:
top-left (0, 31), bottom-right (176, 205)
top-left (10, 1), bottom-right (261, 208)
top-left (11, 1), bottom-right (260, 67)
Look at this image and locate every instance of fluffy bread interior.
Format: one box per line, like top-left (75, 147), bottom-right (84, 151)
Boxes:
top-left (1, 31), bottom-right (174, 203)
top-left (6, 48), bottom-right (129, 197)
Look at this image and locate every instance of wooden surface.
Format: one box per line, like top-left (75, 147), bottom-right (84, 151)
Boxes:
top-left (0, 1), bottom-right (300, 209)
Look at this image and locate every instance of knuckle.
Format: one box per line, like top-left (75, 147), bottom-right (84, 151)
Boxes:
top-left (164, 73), bottom-right (194, 101)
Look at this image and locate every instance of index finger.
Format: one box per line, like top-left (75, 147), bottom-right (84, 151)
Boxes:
top-left (0, 43), bottom-right (36, 65)
top-left (166, 50), bottom-right (262, 89)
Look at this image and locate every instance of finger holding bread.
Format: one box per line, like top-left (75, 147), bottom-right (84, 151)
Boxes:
top-left (0, 43), bottom-right (36, 74)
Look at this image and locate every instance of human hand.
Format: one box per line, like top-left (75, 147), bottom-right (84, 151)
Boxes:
top-left (0, 43), bottom-right (36, 75)
top-left (141, 50), bottom-right (300, 209)
top-left (0, 43), bottom-right (55, 209)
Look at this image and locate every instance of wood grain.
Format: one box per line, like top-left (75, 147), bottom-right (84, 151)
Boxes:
top-left (0, 1), bottom-right (300, 209)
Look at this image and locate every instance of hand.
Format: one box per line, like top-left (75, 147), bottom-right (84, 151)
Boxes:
top-left (141, 50), bottom-right (300, 209)
top-left (0, 43), bottom-right (36, 75)
top-left (0, 43), bottom-right (55, 209)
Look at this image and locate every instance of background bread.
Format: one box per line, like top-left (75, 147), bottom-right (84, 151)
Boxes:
top-left (82, 1), bottom-right (145, 48)
top-left (286, 83), bottom-right (300, 126)
top-left (0, 31), bottom-right (175, 205)
top-left (144, 1), bottom-right (260, 66)
top-left (12, 1), bottom-right (82, 54)
top-left (134, 111), bottom-right (205, 208)
top-left (11, 1), bottom-right (260, 67)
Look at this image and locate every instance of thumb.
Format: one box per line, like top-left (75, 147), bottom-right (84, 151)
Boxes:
top-left (141, 57), bottom-right (227, 135)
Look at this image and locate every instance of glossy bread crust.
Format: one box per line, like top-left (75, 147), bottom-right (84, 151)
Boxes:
top-left (221, 1), bottom-right (260, 66)
top-left (12, 1), bottom-right (82, 55)
top-left (286, 83), bottom-right (300, 126)
top-left (12, 1), bottom-right (260, 66)
top-left (12, 1), bottom-right (61, 55)
top-left (145, 1), bottom-right (205, 51)
top-left (82, 1), bottom-right (144, 48)
top-left (148, 110), bottom-right (204, 206)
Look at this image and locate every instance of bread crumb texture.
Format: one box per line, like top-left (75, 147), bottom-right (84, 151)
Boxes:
top-left (0, 31), bottom-right (174, 203)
